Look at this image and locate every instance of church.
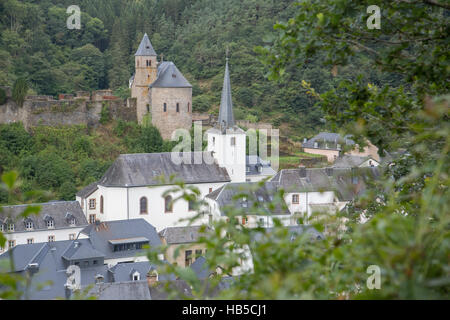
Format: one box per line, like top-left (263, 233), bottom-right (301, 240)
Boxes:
top-left (77, 45), bottom-right (273, 231)
top-left (129, 33), bottom-right (192, 140)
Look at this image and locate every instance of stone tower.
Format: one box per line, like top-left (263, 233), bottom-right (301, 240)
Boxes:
top-left (131, 33), bottom-right (158, 123)
top-left (130, 33), bottom-right (193, 139)
top-left (206, 59), bottom-right (246, 183)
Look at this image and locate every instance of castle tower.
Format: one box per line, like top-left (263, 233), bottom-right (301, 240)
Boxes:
top-left (131, 33), bottom-right (158, 123)
top-left (206, 59), bottom-right (246, 183)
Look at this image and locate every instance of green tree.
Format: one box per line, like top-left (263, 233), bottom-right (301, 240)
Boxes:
top-left (12, 78), bottom-right (28, 107)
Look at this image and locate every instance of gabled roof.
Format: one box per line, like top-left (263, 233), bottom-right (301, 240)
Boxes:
top-left (0, 201), bottom-right (88, 232)
top-left (135, 33), bottom-right (157, 56)
top-left (206, 181), bottom-right (290, 216)
top-left (271, 167), bottom-right (380, 201)
top-left (159, 225), bottom-right (208, 244)
top-left (303, 132), bottom-right (355, 150)
top-left (332, 155), bottom-right (377, 168)
top-left (109, 261), bottom-right (175, 283)
top-left (150, 61), bottom-right (192, 88)
top-left (98, 152), bottom-right (230, 187)
top-left (76, 181), bottom-right (98, 198)
top-left (217, 60), bottom-right (235, 130)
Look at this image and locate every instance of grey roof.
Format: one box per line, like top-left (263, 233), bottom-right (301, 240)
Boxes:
top-left (251, 225), bottom-right (324, 242)
top-left (206, 182), bottom-right (290, 216)
top-left (61, 240), bottom-right (105, 261)
top-left (98, 152), bottom-right (230, 187)
top-left (159, 226), bottom-right (208, 244)
top-left (88, 281), bottom-right (152, 300)
top-left (0, 201), bottom-right (88, 232)
top-left (332, 155), bottom-right (377, 168)
top-left (150, 61), bottom-right (192, 88)
top-left (303, 132), bottom-right (355, 150)
top-left (108, 261), bottom-right (175, 283)
top-left (217, 60), bottom-right (235, 130)
top-left (135, 33), bottom-right (157, 56)
top-left (80, 219), bottom-right (161, 260)
top-left (76, 181), bottom-right (98, 198)
top-left (271, 167), bottom-right (380, 201)
top-left (246, 155), bottom-right (277, 177)
top-left (190, 256), bottom-right (212, 279)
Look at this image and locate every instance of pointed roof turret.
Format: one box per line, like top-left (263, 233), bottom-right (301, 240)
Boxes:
top-left (217, 58), bottom-right (235, 131)
top-left (135, 33), bottom-right (157, 56)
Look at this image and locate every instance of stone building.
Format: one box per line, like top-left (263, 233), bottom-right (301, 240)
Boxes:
top-left (130, 33), bottom-right (192, 139)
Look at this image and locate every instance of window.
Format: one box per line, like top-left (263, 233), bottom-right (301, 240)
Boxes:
top-left (185, 250), bottom-right (192, 267)
top-left (146, 104), bottom-right (150, 113)
top-left (89, 214), bottom-right (96, 224)
top-left (149, 60), bottom-right (152, 67)
top-left (27, 238), bottom-right (34, 244)
top-left (259, 218), bottom-right (265, 227)
top-left (69, 234), bottom-right (76, 240)
top-left (163, 103), bottom-right (167, 112)
top-left (231, 137), bottom-right (236, 146)
top-left (69, 218), bottom-right (76, 226)
top-left (25, 221), bottom-right (33, 230)
top-left (100, 196), bottom-right (104, 214)
top-left (187, 102), bottom-right (190, 112)
top-left (89, 198), bottom-right (96, 210)
top-left (8, 240), bottom-right (15, 248)
top-left (47, 219), bottom-right (54, 229)
top-left (165, 195), bottom-right (173, 213)
top-left (93, 260), bottom-right (98, 265)
top-left (212, 137), bottom-right (215, 146)
top-left (195, 249), bottom-right (202, 259)
top-left (48, 235), bottom-right (55, 242)
top-left (209, 188), bottom-right (213, 194)
top-left (7, 224), bottom-right (14, 232)
top-left (188, 199), bottom-right (195, 211)
top-left (176, 103), bottom-right (180, 112)
top-left (132, 272), bottom-right (140, 281)
top-left (292, 194), bottom-right (299, 204)
top-left (242, 217), bottom-right (248, 225)
top-left (140, 197), bottom-right (148, 214)
top-left (246, 166), bottom-right (250, 173)
top-left (0, 224), bottom-right (3, 232)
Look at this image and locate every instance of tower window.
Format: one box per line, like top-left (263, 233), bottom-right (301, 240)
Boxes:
top-left (163, 103), bottom-right (167, 112)
top-left (147, 104), bottom-right (150, 113)
top-left (187, 102), bottom-right (190, 112)
top-left (231, 137), bottom-right (236, 146)
top-left (140, 197), bottom-right (148, 214)
top-left (149, 60), bottom-right (152, 66)
top-left (165, 195), bottom-right (173, 213)
top-left (176, 103), bottom-right (180, 113)
top-left (100, 196), bottom-right (104, 214)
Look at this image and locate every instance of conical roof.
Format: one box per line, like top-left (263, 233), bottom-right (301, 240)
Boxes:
top-left (135, 33), bottom-right (157, 56)
top-left (217, 60), bottom-right (235, 130)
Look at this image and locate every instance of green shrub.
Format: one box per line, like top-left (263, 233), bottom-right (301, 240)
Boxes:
top-left (12, 78), bottom-right (28, 107)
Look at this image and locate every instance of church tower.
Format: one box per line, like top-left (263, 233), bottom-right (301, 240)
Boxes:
top-left (206, 58), bottom-right (246, 183)
top-left (131, 33), bottom-right (158, 123)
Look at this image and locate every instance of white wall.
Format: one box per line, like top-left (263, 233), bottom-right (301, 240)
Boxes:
top-left (207, 130), bottom-right (246, 183)
top-left (284, 191), bottom-right (337, 217)
top-left (0, 227), bottom-right (88, 253)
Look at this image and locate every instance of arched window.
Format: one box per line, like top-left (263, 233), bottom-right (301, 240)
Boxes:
top-left (140, 197), bottom-right (148, 214)
top-left (164, 196), bottom-right (173, 213)
top-left (99, 196), bottom-right (104, 214)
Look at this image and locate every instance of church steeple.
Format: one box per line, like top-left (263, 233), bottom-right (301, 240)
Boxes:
top-left (135, 33), bottom-right (157, 56)
top-left (218, 58), bottom-right (235, 131)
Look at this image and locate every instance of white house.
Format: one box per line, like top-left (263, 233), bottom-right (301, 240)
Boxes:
top-left (0, 201), bottom-right (89, 253)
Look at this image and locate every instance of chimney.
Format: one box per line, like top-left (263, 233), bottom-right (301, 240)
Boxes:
top-left (299, 166), bottom-right (307, 178)
top-left (326, 167), bottom-right (333, 176)
top-left (147, 272), bottom-right (158, 286)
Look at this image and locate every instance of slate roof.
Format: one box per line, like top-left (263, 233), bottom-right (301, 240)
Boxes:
top-left (135, 33), bottom-right (157, 56)
top-left (271, 167), bottom-right (380, 201)
top-left (88, 281), bottom-right (152, 300)
top-left (217, 60), bottom-right (235, 129)
top-left (0, 201), bottom-right (88, 232)
top-left (76, 181), bottom-right (98, 198)
top-left (150, 61), bottom-right (192, 88)
top-left (190, 256), bottom-right (212, 279)
top-left (206, 182), bottom-right (290, 216)
top-left (80, 219), bottom-right (161, 260)
top-left (109, 261), bottom-right (175, 282)
top-left (159, 226), bottom-right (208, 244)
top-left (61, 240), bottom-right (105, 261)
top-left (332, 155), bottom-right (377, 168)
top-left (98, 152), bottom-right (230, 187)
top-left (251, 225), bottom-right (324, 242)
top-left (303, 132), bottom-right (355, 150)
top-left (246, 155), bottom-right (276, 177)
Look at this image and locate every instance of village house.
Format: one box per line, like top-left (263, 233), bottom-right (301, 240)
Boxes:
top-left (332, 154), bottom-right (380, 168)
top-left (302, 132), bottom-right (380, 163)
top-left (0, 201), bottom-right (88, 253)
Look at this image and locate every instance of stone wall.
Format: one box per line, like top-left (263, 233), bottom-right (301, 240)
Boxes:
top-left (0, 89), bottom-right (137, 129)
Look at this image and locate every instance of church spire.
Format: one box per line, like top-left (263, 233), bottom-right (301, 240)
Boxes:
top-left (135, 33), bottom-right (157, 56)
top-left (218, 56), bottom-right (235, 131)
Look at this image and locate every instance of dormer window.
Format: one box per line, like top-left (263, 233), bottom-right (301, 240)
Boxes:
top-left (132, 271), bottom-right (140, 281)
top-left (69, 218), bottom-right (76, 226)
top-left (7, 223), bottom-right (14, 232)
top-left (25, 220), bottom-right (34, 231)
top-left (46, 219), bottom-right (54, 229)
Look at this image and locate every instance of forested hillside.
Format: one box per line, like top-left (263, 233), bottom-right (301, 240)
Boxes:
top-left (0, 0), bottom-right (401, 138)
